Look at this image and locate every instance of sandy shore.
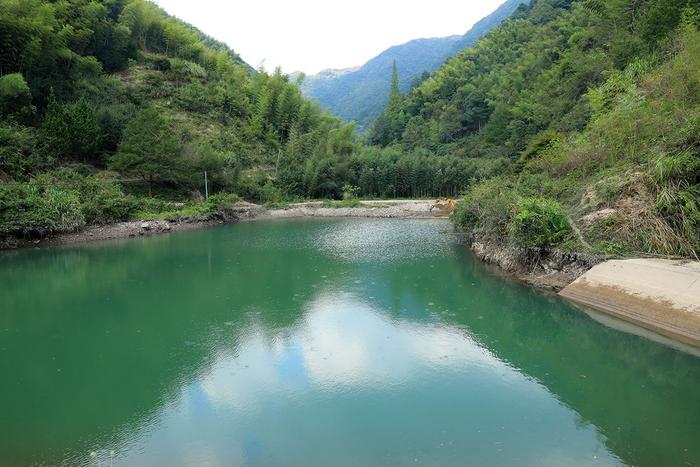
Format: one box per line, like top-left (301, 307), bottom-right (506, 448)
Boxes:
top-left (0, 200), bottom-right (447, 250)
top-left (560, 259), bottom-right (700, 348)
top-left (256, 200), bottom-right (447, 220)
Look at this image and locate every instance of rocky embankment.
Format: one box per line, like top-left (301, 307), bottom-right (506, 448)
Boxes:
top-left (468, 237), bottom-right (604, 291)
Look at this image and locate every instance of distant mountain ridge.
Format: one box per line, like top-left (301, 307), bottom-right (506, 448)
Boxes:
top-left (297, 0), bottom-right (525, 130)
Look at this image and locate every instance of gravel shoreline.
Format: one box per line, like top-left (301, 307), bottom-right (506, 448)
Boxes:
top-left (0, 200), bottom-right (449, 250)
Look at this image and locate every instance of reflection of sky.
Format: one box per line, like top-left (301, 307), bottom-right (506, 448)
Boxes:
top-left (200, 293), bottom-right (517, 409)
top-left (193, 293), bottom-right (511, 414)
top-left (108, 292), bottom-right (621, 466)
top-left (298, 293), bottom-right (512, 389)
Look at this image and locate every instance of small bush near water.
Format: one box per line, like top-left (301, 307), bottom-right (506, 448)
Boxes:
top-left (452, 182), bottom-right (571, 250)
top-left (322, 199), bottom-right (362, 208)
top-left (0, 179), bottom-right (84, 236)
top-left (451, 177), bottom-right (519, 239)
top-left (132, 192), bottom-right (242, 221)
top-left (509, 197), bottom-right (572, 249)
top-left (0, 169), bottom-right (147, 236)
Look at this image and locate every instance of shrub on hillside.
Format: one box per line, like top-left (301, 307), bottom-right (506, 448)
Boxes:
top-left (0, 180), bottom-right (84, 235)
top-left (77, 177), bottom-right (138, 224)
top-left (208, 192), bottom-right (242, 211)
top-left (513, 130), bottom-right (564, 174)
top-left (509, 197), bottom-right (571, 249)
top-left (0, 73), bottom-right (34, 122)
top-left (0, 169), bottom-right (139, 235)
top-left (37, 169), bottom-right (139, 224)
top-left (0, 123), bottom-right (43, 179)
top-left (654, 150), bottom-right (700, 255)
top-left (451, 177), bottom-right (519, 237)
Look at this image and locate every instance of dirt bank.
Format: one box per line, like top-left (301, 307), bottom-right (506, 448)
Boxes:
top-left (0, 200), bottom-right (446, 250)
top-left (0, 217), bottom-right (230, 250)
top-left (468, 237), bottom-right (604, 291)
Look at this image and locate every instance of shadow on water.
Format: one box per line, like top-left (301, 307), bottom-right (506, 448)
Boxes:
top-left (0, 218), bottom-right (698, 466)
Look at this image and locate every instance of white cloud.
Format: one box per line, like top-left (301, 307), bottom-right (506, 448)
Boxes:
top-left (153, 0), bottom-right (505, 74)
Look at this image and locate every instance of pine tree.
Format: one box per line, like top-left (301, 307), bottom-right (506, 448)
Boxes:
top-left (40, 88), bottom-right (69, 158)
top-left (65, 97), bottom-right (100, 162)
top-left (110, 108), bottom-right (184, 197)
top-left (387, 61), bottom-right (403, 113)
top-left (369, 61), bottom-right (406, 146)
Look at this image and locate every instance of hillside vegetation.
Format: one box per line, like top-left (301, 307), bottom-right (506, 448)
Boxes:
top-left (1, 0), bottom-right (698, 259)
top-left (0, 0), bottom-right (356, 234)
top-left (1, 0), bottom-right (509, 240)
top-left (369, 0), bottom-right (700, 257)
top-left (298, 0), bottom-right (523, 130)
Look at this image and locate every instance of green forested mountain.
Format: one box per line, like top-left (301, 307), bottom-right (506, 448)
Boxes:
top-left (1, 0), bottom-right (699, 258)
top-left (298, 0), bottom-right (524, 130)
top-left (0, 0), bottom-right (359, 233)
top-left (370, 0), bottom-right (700, 256)
top-left (0, 0), bottom-right (503, 240)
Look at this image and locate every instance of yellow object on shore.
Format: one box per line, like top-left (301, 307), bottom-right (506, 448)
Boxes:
top-left (430, 198), bottom-right (456, 212)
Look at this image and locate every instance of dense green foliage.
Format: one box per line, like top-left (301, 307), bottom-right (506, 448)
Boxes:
top-left (279, 146), bottom-right (506, 200)
top-left (510, 197), bottom-right (572, 248)
top-left (0, 167), bottom-right (144, 234)
top-left (0, 175), bottom-right (85, 235)
top-left (453, 191), bottom-right (572, 250)
top-left (1, 0), bottom-right (478, 238)
top-left (299, 0), bottom-right (523, 130)
top-left (110, 108), bottom-right (184, 195)
top-left (373, 0), bottom-right (695, 153)
top-left (453, 16), bottom-right (700, 256)
top-left (0, 0), bottom-right (355, 233)
top-left (362, 0), bottom-right (700, 257)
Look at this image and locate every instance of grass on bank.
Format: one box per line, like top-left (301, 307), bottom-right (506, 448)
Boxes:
top-left (0, 167), bottom-right (244, 236)
top-left (321, 199), bottom-right (362, 208)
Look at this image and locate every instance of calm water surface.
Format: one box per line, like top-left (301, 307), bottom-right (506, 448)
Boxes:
top-left (1, 219), bottom-right (699, 466)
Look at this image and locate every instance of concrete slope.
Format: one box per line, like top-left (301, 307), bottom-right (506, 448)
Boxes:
top-left (560, 259), bottom-right (700, 347)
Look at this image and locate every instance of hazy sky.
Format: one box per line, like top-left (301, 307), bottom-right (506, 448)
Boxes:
top-left (153, 0), bottom-right (505, 74)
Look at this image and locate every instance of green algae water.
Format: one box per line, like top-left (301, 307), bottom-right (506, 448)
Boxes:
top-left (1, 219), bottom-right (699, 466)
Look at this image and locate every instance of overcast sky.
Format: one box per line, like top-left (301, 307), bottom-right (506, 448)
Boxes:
top-left (153, 0), bottom-right (505, 75)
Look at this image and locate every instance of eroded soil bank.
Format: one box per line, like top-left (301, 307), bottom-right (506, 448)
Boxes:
top-left (467, 236), bottom-right (604, 291)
